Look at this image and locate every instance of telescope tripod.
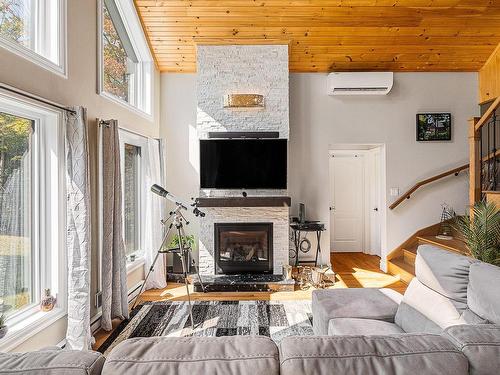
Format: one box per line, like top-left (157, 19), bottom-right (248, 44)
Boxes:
top-left (131, 204), bottom-right (205, 329)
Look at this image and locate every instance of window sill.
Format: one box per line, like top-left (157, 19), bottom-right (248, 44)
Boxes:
top-left (127, 256), bottom-right (145, 274)
top-left (0, 37), bottom-right (67, 79)
top-left (0, 307), bottom-right (66, 352)
top-left (99, 92), bottom-right (153, 122)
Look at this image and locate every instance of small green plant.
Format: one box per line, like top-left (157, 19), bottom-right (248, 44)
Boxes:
top-left (451, 201), bottom-right (500, 266)
top-left (168, 234), bottom-right (195, 250)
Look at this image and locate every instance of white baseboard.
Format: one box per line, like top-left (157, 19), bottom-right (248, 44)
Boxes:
top-left (91, 281), bottom-right (145, 336)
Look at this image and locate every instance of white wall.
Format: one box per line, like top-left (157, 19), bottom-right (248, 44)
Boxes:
top-left (289, 73), bottom-right (477, 267)
top-left (160, 72), bottom-right (478, 268)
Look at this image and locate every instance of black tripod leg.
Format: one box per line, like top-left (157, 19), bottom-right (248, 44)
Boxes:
top-left (177, 225), bottom-right (195, 330)
top-left (191, 254), bottom-right (206, 293)
top-left (132, 251), bottom-right (160, 310)
top-left (131, 221), bottom-right (173, 310)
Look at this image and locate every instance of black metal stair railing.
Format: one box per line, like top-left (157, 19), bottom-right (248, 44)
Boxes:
top-left (480, 107), bottom-right (500, 198)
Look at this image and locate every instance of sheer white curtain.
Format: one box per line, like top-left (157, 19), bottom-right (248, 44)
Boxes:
top-left (101, 120), bottom-right (129, 331)
top-left (65, 107), bottom-right (93, 350)
top-left (143, 138), bottom-right (167, 290)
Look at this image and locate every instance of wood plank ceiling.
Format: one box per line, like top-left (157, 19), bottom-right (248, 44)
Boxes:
top-left (134, 0), bottom-right (500, 73)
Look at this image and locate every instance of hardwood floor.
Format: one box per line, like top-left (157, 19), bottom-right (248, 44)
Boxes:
top-left (93, 252), bottom-right (406, 349)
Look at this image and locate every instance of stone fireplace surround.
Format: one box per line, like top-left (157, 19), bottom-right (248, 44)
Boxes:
top-left (198, 205), bottom-right (290, 276)
top-left (196, 44), bottom-right (290, 277)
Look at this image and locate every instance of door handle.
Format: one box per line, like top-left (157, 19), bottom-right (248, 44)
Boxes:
top-left (330, 206), bottom-right (335, 211)
top-left (373, 208), bottom-right (379, 211)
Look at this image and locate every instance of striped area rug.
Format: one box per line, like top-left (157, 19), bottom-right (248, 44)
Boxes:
top-left (98, 300), bottom-right (313, 356)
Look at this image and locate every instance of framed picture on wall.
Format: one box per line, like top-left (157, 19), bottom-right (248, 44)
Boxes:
top-left (416, 113), bottom-right (452, 141)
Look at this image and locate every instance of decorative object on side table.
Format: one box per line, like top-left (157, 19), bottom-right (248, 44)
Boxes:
top-left (450, 201), bottom-right (500, 266)
top-left (40, 289), bottom-right (57, 312)
top-left (416, 113), bottom-right (452, 141)
top-left (0, 314), bottom-right (7, 339)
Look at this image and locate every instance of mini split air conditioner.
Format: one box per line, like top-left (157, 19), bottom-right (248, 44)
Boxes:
top-left (327, 72), bottom-right (394, 96)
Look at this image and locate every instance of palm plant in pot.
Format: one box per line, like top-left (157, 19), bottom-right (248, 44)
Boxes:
top-left (451, 201), bottom-right (500, 266)
top-left (168, 234), bottom-right (195, 251)
top-left (0, 314), bottom-right (7, 339)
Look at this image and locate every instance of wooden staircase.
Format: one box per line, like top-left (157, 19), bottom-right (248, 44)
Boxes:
top-left (387, 223), bottom-right (469, 284)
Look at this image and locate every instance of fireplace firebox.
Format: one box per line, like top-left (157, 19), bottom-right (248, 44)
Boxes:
top-left (214, 223), bottom-right (273, 274)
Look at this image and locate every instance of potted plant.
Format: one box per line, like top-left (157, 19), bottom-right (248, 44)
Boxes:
top-left (0, 314), bottom-right (7, 339)
top-left (168, 234), bottom-right (195, 251)
top-left (451, 201), bottom-right (500, 266)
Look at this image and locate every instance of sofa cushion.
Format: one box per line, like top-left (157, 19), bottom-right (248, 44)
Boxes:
top-left (0, 349), bottom-right (104, 375)
top-left (415, 245), bottom-right (475, 310)
top-left (102, 336), bottom-right (279, 375)
top-left (312, 288), bottom-right (402, 335)
top-left (467, 261), bottom-right (500, 324)
top-left (328, 318), bottom-right (404, 335)
top-left (395, 278), bottom-right (466, 333)
top-left (444, 324), bottom-right (500, 375)
top-left (279, 334), bottom-right (468, 375)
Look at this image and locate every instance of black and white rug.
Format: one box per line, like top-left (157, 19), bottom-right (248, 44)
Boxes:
top-left (98, 300), bottom-right (313, 355)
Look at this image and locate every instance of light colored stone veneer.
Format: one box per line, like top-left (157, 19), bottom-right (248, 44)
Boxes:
top-left (198, 207), bottom-right (290, 276)
top-left (196, 45), bottom-right (289, 139)
top-left (196, 45), bottom-right (290, 276)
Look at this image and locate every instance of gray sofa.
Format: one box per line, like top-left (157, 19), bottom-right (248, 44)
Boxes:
top-left (1, 245), bottom-right (499, 374)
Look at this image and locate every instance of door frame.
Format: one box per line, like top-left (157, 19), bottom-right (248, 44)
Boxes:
top-left (328, 145), bottom-right (387, 259)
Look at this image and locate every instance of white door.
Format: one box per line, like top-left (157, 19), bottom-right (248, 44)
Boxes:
top-left (329, 153), bottom-right (364, 252)
top-left (367, 149), bottom-right (381, 256)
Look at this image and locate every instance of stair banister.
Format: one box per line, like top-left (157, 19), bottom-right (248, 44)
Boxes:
top-left (389, 164), bottom-right (469, 210)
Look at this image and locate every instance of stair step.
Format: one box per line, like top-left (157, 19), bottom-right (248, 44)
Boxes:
top-left (417, 235), bottom-right (468, 255)
top-left (402, 247), bottom-right (417, 265)
top-left (387, 256), bottom-right (415, 284)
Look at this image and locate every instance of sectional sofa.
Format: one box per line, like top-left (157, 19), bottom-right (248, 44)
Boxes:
top-left (0, 245), bottom-right (499, 375)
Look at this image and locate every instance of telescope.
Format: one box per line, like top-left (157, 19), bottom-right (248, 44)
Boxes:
top-left (133, 184), bottom-right (207, 329)
top-left (151, 184), bottom-right (205, 217)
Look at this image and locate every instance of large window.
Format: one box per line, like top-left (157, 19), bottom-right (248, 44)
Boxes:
top-left (0, 0), bottom-right (66, 76)
top-left (0, 112), bottom-right (33, 317)
top-left (98, 0), bottom-right (153, 116)
top-left (0, 91), bottom-right (65, 350)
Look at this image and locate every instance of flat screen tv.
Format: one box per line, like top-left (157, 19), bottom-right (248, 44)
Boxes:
top-left (200, 139), bottom-right (287, 189)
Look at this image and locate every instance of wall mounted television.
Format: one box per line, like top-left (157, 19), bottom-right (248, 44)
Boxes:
top-left (200, 139), bottom-right (287, 189)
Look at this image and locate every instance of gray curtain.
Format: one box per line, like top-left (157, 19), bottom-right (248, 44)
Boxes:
top-left (101, 120), bottom-right (129, 331)
top-left (65, 107), bottom-right (93, 350)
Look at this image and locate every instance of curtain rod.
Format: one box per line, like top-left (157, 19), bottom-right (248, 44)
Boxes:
top-left (0, 83), bottom-right (77, 115)
top-left (98, 119), bottom-right (153, 140)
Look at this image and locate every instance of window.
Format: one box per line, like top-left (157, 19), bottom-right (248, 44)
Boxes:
top-left (0, 0), bottom-right (66, 76)
top-left (0, 112), bottom-right (33, 317)
top-left (0, 90), bottom-right (66, 350)
top-left (98, 0), bottom-right (153, 116)
top-left (119, 130), bottom-right (147, 262)
top-left (123, 143), bottom-right (140, 257)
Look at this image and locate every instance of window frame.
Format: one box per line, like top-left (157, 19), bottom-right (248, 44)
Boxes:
top-left (0, 89), bottom-right (67, 352)
top-left (0, 0), bottom-right (68, 77)
top-left (97, 0), bottom-right (154, 119)
top-left (119, 129), bottom-right (148, 264)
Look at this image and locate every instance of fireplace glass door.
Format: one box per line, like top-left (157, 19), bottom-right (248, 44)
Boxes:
top-left (214, 223), bottom-right (273, 274)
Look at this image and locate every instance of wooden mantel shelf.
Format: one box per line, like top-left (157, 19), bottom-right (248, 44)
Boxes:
top-left (196, 196), bottom-right (291, 208)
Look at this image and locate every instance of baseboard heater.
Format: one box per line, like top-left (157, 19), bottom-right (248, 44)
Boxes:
top-left (208, 131), bottom-right (279, 139)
